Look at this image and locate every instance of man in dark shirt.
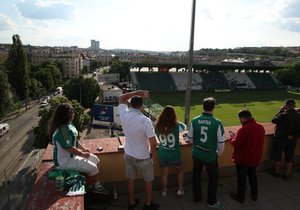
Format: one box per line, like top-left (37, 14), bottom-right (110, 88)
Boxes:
top-left (270, 99), bottom-right (300, 179)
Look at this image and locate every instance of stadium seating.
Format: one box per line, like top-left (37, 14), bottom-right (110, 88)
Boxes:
top-left (133, 72), bottom-right (177, 92)
top-left (131, 71), bottom-right (282, 92)
top-left (170, 72), bottom-right (203, 91)
top-left (130, 71), bottom-right (138, 86)
top-left (247, 73), bottom-right (280, 89)
top-left (224, 72), bottom-right (256, 89)
top-left (199, 71), bottom-right (230, 90)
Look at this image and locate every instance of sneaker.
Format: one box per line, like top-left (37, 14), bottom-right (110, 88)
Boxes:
top-left (207, 201), bottom-right (224, 209)
top-left (143, 202), bottom-right (160, 210)
top-left (92, 183), bottom-right (110, 195)
top-left (128, 198), bottom-right (140, 210)
top-left (177, 190), bottom-right (184, 196)
top-left (161, 188), bottom-right (167, 196)
top-left (230, 192), bottom-right (245, 203)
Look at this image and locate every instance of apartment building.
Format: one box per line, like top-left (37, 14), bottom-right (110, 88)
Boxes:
top-left (52, 53), bottom-right (82, 78)
top-left (30, 49), bottom-right (83, 78)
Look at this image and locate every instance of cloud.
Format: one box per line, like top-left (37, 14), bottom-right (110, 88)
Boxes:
top-left (15, 0), bottom-right (78, 20)
top-left (280, 19), bottom-right (300, 32)
top-left (278, 0), bottom-right (300, 32)
top-left (281, 0), bottom-right (300, 18)
top-left (0, 14), bottom-right (15, 31)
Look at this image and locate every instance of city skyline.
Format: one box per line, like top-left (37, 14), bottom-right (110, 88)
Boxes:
top-left (0, 0), bottom-right (299, 51)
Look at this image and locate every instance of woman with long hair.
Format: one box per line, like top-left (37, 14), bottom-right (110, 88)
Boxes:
top-left (48, 103), bottom-right (109, 195)
top-left (155, 105), bottom-right (186, 196)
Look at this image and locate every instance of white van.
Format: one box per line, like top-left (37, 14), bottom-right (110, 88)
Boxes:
top-left (0, 123), bottom-right (9, 138)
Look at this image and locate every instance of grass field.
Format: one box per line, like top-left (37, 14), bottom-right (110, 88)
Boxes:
top-left (147, 90), bottom-right (300, 126)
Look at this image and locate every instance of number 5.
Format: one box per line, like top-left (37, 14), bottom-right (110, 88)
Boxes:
top-left (200, 126), bottom-right (208, 143)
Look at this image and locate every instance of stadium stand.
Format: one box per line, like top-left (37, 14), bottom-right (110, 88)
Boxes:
top-left (170, 72), bottom-right (203, 91)
top-left (133, 72), bottom-right (177, 92)
top-left (247, 73), bottom-right (280, 89)
top-left (224, 72), bottom-right (256, 90)
top-left (269, 73), bottom-right (285, 88)
top-left (130, 71), bottom-right (138, 86)
top-left (199, 71), bottom-right (230, 90)
top-left (130, 71), bottom-right (282, 92)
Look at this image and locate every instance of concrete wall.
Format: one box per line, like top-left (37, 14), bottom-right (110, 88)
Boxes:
top-left (42, 123), bottom-right (300, 194)
top-left (95, 133), bottom-right (300, 194)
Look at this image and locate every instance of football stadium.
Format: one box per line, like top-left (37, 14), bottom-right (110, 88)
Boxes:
top-left (129, 67), bottom-right (300, 126)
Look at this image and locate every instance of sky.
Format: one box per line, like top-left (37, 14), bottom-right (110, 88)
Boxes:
top-left (0, 0), bottom-right (299, 51)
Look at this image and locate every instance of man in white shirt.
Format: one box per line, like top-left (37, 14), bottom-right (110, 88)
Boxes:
top-left (118, 90), bottom-right (159, 210)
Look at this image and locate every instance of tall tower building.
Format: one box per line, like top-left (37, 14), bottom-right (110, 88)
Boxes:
top-left (91, 39), bottom-right (100, 50)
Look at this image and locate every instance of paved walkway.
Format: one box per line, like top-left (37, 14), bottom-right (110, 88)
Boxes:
top-left (102, 169), bottom-right (300, 210)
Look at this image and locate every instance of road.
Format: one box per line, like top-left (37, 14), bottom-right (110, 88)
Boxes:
top-left (0, 101), bottom-right (44, 210)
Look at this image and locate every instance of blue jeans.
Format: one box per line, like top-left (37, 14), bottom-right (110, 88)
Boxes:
top-left (192, 156), bottom-right (219, 205)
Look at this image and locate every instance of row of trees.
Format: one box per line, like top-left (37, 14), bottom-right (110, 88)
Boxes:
top-left (195, 47), bottom-right (294, 57)
top-left (0, 34), bottom-right (63, 118)
top-left (1, 35), bottom-right (103, 148)
top-left (275, 61), bottom-right (300, 87)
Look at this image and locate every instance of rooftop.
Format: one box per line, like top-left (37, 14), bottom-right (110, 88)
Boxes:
top-left (103, 168), bottom-right (300, 210)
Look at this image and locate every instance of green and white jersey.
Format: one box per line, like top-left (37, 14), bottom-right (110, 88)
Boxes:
top-left (156, 122), bottom-right (186, 161)
top-left (52, 123), bottom-right (78, 167)
top-left (186, 112), bottom-right (225, 162)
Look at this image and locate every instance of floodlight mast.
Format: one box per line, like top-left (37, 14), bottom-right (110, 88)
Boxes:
top-left (184, 0), bottom-right (196, 126)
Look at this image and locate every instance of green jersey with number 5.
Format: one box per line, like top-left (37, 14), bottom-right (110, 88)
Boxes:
top-left (189, 112), bottom-right (225, 162)
top-left (156, 122), bottom-right (186, 161)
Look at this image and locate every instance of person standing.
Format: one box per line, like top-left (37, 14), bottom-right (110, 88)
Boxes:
top-left (118, 90), bottom-right (159, 210)
top-left (185, 97), bottom-right (225, 209)
top-left (229, 109), bottom-right (265, 203)
top-left (270, 99), bottom-right (300, 179)
top-left (155, 105), bottom-right (186, 197)
top-left (49, 103), bottom-right (109, 195)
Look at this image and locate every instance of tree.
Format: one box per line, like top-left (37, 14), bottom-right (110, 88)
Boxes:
top-left (91, 60), bottom-right (102, 70)
top-left (108, 60), bottom-right (131, 81)
top-left (33, 96), bottom-right (90, 148)
top-left (64, 76), bottom-right (100, 108)
top-left (275, 61), bottom-right (300, 87)
top-left (33, 69), bottom-right (54, 90)
top-left (0, 60), bottom-right (15, 118)
top-left (31, 61), bottom-right (62, 92)
top-left (6, 34), bottom-right (30, 106)
top-left (81, 66), bottom-right (88, 74)
top-left (29, 78), bottom-right (46, 100)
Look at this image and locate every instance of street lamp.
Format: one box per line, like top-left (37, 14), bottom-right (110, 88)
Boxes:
top-left (184, 0), bottom-right (196, 126)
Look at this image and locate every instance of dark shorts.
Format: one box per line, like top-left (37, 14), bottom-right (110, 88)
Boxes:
top-left (158, 158), bottom-right (182, 167)
top-left (272, 137), bottom-right (297, 162)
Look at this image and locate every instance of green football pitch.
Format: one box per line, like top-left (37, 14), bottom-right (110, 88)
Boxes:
top-left (147, 90), bottom-right (300, 126)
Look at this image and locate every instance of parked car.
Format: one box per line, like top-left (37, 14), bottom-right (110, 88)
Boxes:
top-left (0, 123), bottom-right (9, 138)
top-left (40, 99), bottom-right (49, 108)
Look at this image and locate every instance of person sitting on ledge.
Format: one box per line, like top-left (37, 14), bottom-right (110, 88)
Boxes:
top-left (48, 103), bottom-right (109, 195)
